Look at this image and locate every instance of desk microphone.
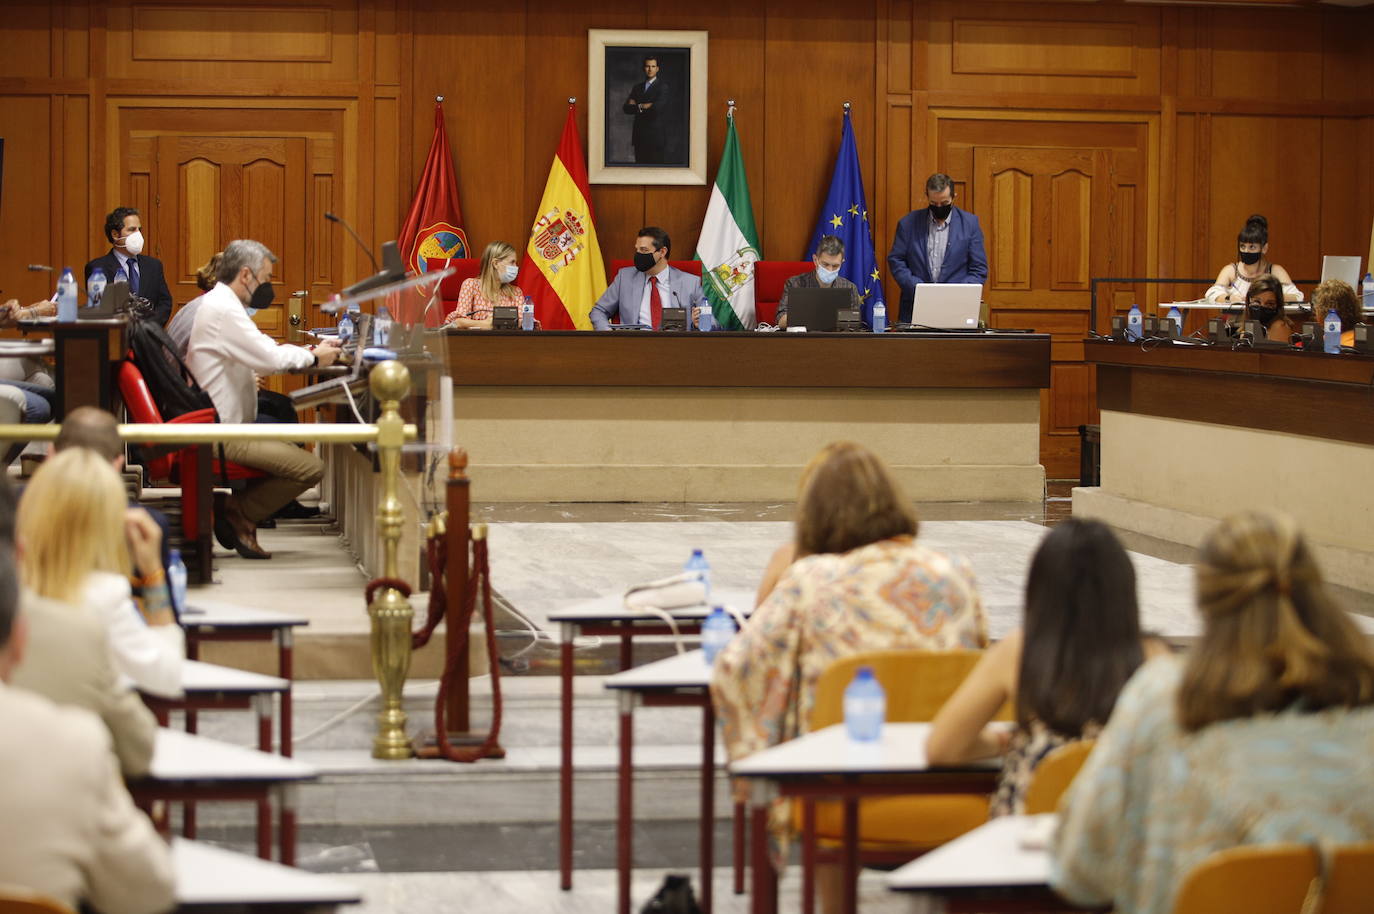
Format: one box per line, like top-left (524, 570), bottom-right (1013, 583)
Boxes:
top-left (671, 289), bottom-right (687, 331)
top-left (27, 264), bottom-right (53, 272)
top-left (323, 212), bottom-right (380, 273)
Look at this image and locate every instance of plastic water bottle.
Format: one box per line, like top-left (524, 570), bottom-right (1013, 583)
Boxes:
top-left (683, 548), bottom-right (711, 602)
top-left (86, 268), bottom-right (107, 311)
top-left (1363, 273), bottom-right (1373, 309)
top-left (700, 606), bottom-right (736, 665)
top-left (843, 666), bottom-right (886, 742)
top-left (166, 549), bottom-right (188, 617)
top-left (872, 301), bottom-right (887, 333)
top-left (1126, 304), bottom-right (1143, 341)
top-left (695, 302), bottom-right (713, 333)
top-left (374, 306), bottom-right (392, 346)
top-left (337, 306), bottom-right (353, 343)
top-left (55, 268), bottom-right (78, 322)
top-left (521, 296), bottom-right (535, 332)
top-left (1324, 308), bottom-right (1342, 354)
top-left (1166, 305), bottom-right (1183, 337)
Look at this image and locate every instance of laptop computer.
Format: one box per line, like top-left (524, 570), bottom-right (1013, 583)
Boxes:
top-left (788, 287), bottom-right (851, 331)
top-left (912, 283), bottom-right (983, 330)
top-left (1320, 255), bottom-right (1362, 291)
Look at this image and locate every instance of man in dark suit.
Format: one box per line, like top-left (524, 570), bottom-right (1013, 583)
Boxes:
top-left (887, 173), bottom-right (988, 324)
top-left (84, 206), bottom-right (174, 326)
top-left (622, 55), bottom-right (666, 165)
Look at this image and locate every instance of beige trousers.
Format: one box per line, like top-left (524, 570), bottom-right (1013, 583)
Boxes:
top-left (220, 440), bottom-right (324, 522)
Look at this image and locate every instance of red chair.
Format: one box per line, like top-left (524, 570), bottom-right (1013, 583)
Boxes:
top-left (117, 360), bottom-right (266, 578)
top-left (425, 257), bottom-right (483, 326)
top-left (754, 261), bottom-right (813, 326)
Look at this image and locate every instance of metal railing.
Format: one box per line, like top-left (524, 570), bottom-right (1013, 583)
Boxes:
top-left (1089, 276), bottom-right (1323, 333)
top-left (0, 360), bottom-right (421, 760)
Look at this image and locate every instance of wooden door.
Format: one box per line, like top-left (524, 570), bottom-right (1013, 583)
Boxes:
top-left (971, 140), bottom-right (1143, 478)
top-left (154, 135), bottom-right (309, 350)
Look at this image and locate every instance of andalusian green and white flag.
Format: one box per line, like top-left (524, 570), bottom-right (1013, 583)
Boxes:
top-left (695, 112), bottom-right (761, 330)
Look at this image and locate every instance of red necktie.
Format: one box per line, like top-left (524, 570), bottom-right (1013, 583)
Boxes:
top-left (649, 276), bottom-right (663, 329)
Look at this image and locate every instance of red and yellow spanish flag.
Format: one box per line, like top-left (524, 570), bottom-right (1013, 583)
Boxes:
top-left (516, 103), bottom-right (606, 330)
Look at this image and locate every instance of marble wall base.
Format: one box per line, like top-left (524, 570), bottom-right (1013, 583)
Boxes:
top-left (452, 386), bottom-right (1046, 503)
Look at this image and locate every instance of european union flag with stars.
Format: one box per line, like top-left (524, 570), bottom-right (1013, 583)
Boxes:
top-left (805, 108), bottom-right (885, 327)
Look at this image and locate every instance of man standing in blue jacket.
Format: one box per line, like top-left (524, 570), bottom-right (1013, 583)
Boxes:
top-left (887, 173), bottom-right (988, 324)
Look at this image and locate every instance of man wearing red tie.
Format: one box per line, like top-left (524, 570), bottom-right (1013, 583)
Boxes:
top-left (590, 226), bottom-right (712, 330)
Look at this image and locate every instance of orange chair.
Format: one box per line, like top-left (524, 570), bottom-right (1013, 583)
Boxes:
top-left (1172, 841), bottom-right (1374, 914)
top-left (116, 359), bottom-right (265, 576)
top-left (804, 650), bottom-right (1010, 865)
top-left (1022, 740), bottom-right (1095, 815)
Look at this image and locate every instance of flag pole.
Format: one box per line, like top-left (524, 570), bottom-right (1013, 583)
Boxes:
top-left (436, 95), bottom-right (444, 103)
top-left (727, 98), bottom-right (736, 120)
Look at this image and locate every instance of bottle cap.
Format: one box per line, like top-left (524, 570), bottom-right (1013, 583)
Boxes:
top-left (856, 665), bottom-right (875, 679)
top-left (169, 548), bottom-right (181, 562)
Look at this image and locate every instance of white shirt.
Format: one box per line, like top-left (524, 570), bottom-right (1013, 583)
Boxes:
top-left (166, 291), bottom-right (208, 358)
top-left (81, 572), bottom-right (185, 700)
top-left (638, 272), bottom-right (671, 328)
top-left (185, 282), bottom-right (314, 422)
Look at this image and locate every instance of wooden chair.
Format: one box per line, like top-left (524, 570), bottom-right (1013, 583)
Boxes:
top-left (1022, 739), bottom-right (1095, 815)
top-left (0, 885), bottom-right (76, 914)
top-left (799, 648), bottom-right (1010, 909)
top-left (1172, 842), bottom-right (1374, 914)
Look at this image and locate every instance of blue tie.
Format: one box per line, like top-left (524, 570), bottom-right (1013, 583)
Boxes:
top-left (126, 257), bottom-right (140, 294)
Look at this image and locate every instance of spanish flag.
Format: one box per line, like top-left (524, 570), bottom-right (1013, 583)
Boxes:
top-left (516, 103), bottom-right (606, 330)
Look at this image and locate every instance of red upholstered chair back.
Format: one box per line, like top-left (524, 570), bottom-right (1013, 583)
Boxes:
top-left (754, 261), bottom-right (813, 326)
top-left (425, 257), bottom-right (483, 326)
top-left (116, 360), bottom-right (176, 479)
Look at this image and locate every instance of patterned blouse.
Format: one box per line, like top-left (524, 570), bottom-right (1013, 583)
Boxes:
top-left (990, 718), bottom-right (1100, 818)
top-left (1051, 657), bottom-right (1374, 914)
top-left (711, 536), bottom-right (989, 843)
top-left (447, 277), bottom-right (522, 322)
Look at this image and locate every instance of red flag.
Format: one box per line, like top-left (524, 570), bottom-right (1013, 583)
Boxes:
top-left (515, 104), bottom-right (606, 330)
top-left (399, 101), bottom-right (469, 324)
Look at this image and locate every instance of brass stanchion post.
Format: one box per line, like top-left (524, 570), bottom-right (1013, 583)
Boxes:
top-left (369, 360), bottom-right (416, 759)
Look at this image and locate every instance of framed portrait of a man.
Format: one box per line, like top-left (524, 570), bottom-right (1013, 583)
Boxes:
top-left (588, 29), bottom-right (707, 186)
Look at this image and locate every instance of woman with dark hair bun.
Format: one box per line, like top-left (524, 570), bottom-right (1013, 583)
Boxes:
top-left (1205, 214), bottom-right (1300, 304)
top-left (927, 517), bottom-right (1168, 815)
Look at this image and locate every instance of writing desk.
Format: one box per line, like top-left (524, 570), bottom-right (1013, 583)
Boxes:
top-left (605, 648), bottom-right (744, 914)
top-left (548, 589), bottom-right (753, 890)
top-left (183, 600), bottom-right (309, 757)
top-left (174, 838), bottom-right (361, 911)
top-left (730, 722), bottom-right (1000, 914)
top-left (132, 729), bottom-right (317, 865)
top-left (887, 814), bottom-right (1101, 912)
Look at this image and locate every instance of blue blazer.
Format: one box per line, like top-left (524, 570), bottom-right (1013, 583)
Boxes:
top-left (590, 265), bottom-right (710, 330)
top-left (886, 206), bottom-right (988, 319)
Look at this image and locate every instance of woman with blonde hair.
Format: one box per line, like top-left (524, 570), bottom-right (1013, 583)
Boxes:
top-left (17, 448), bottom-right (184, 698)
top-left (444, 241), bottom-right (524, 330)
top-left (1311, 277), bottom-right (1363, 348)
top-left (1052, 511), bottom-right (1374, 914)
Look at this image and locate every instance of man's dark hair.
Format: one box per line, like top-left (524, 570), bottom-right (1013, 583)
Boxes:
top-left (642, 55), bottom-right (659, 67)
top-left (54, 407), bottom-right (123, 463)
top-left (104, 206), bottom-right (140, 245)
top-left (0, 548), bottom-right (17, 649)
top-left (637, 226), bottom-right (670, 255)
top-left (816, 236), bottom-right (846, 257)
top-left (925, 173), bottom-right (954, 195)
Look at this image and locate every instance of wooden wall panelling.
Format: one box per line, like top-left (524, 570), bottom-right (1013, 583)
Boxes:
top-left (0, 5), bottom-right (54, 79)
top-left (1207, 8), bottom-right (1323, 103)
top-left (0, 95), bottom-right (53, 303)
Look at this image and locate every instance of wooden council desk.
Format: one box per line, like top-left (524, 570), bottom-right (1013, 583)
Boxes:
top-left (441, 331), bottom-right (1051, 503)
top-left (1075, 340), bottom-right (1374, 591)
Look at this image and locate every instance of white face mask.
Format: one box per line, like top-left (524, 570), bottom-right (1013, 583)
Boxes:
top-left (500, 263), bottom-right (519, 284)
top-left (123, 230), bottom-right (145, 257)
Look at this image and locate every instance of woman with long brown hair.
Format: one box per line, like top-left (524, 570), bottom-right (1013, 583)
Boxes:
top-left (1051, 511), bottom-right (1374, 914)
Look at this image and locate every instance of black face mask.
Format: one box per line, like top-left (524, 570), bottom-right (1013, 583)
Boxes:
top-left (1249, 304), bottom-right (1280, 326)
top-left (249, 280), bottom-right (275, 309)
top-left (633, 251), bottom-right (658, 272)
top-left (1239, 250), bottom-right (1262, 266)
top-left (929, 202), bottom-right (953, 221)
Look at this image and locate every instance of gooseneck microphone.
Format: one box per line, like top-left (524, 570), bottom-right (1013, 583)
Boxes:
top-left (323, 212), bottom-right (380, 273)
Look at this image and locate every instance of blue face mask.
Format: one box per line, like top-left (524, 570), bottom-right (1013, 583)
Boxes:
top-left (245, 308), bottom-right (259, 318)
top-left (816, 265), bottom-right (840, 285)
top-left (500, 263), bottom-right (519, 284)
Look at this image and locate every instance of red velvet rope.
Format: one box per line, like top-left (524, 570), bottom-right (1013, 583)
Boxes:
top-left (434, 535), bottom-right (504, 762)
top-left (364, 577), bottom-right (411, 606)
top-left (411, 534), bottom-right (448, 649)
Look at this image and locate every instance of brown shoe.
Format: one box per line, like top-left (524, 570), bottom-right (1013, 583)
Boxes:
top-left (224, 496), bottom-right (273, 560)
